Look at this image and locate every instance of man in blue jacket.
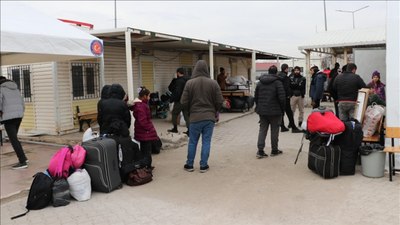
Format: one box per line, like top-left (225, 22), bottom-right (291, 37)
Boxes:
top-left (309, 66), bottom-right (327, 109)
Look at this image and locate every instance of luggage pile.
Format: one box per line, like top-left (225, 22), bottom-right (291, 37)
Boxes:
top-left (305, 107), bottom-right (345, 179)
top-left (297, 106), bottom-right (364, 179)
top-left (12, 134), bottom-right (153, 220)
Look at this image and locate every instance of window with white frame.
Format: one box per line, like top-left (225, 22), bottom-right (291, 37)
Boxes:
top-left (71, 62), bottom-right (100, 100)
top-left (6, 65), bottom-right (32, 102)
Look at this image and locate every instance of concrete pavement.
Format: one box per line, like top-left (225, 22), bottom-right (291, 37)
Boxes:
top-left (1, 104), bottom-right (399, 225)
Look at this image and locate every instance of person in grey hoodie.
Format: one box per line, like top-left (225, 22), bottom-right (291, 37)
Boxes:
top-left (254, 65), bottom-right (286, 158)
top-left (180, 60), bottom-right (223, 173)
top-left (0, 76), bottom-right (28, 169)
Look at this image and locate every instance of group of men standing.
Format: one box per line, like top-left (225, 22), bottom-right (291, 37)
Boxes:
top-left (255, 62), bottom-right (366, 159)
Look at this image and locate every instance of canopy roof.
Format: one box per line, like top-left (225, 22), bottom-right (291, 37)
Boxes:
top-left (298, 27), bottom-right (386, 55)
top-left (91, 27), bottom-right (290, 60)
top-left (0, 2), bottom-right (103, 66)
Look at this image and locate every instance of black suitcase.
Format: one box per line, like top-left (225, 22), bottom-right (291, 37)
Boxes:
top-left (108, 136), bottom-right (145, 182)
top-left (82, 137), bottom-right (122, 193)
top-left (308, 134), bottom-right (341, 179)
top-left (334, 120), bottom-right (363, 175)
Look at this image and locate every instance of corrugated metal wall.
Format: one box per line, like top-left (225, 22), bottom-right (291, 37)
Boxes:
top-left (31, 62), bottom-right (56, 134)
top-left (21, 103), bottom-right (34, 130)
top-left (155, 50), bottom-right (180, 94)
top-left (103, 45), bottom-right (128, 90)
top-left (215, 56), bottom-right (230, 76)
top-left (237, 58), bottom-right (251, 78)
top-left (139, 56), bottom-right (154, 92)
top-left (57, 62), bottom-right (75, 132)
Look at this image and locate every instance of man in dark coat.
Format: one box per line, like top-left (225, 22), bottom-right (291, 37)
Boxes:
top-left (309, 66), bottom-right (327, 109)
top-left (277, 64), bottom-right (300, 132)
top-left (97, 83), bottom-right (131, 137)
top-left (168, 68), bottom-right (190, 134)
top-left (328, 62), bottom-right (340, 116)
top-left (332, 63), bottom-right (366, 121)
top-left (289, 66), bottom-right (306, 129)
top-left (180, 60), bottom-right (223, 173)
top-left (255, 65), bottom-right (286, 158)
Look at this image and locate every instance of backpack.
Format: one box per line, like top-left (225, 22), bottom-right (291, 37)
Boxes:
top-left (11, 171), bottom-right (54, 220)
top-left (70, 145), bottom-right (86, 169)
top-left (48, 146), bottom-right (73, 178)
top-left (48, 145), bottom-right (87, 178)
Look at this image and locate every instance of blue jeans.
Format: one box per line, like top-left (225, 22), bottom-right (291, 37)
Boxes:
top-left (186, 120), bottom-right (215, 167)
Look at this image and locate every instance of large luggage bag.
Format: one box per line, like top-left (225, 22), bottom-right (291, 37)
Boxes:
top-left (308, 134), bottom-right (341, 179)
top-left (82, 137), bottom-right (122, 193)
top-left (108, 135), bottom-right (145, 182)
top-left (334, 120), bottom-right (363, 175)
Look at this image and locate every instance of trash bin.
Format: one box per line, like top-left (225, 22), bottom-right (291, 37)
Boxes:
top-left (360, 144), bottom-right (386, 178)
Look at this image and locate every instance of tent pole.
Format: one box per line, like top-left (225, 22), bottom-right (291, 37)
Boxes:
top-left (305, 50), bottom-right (311, 106)
top-left (125, 28), bottom-right (135, 135)
top-left (386, 0), bottom-right (400, 135)
top-left (251, 50), bottom-right (256, 94)
top-left (100, 55), bottom-right (105, 89)
top-left (209, 41), bottom-right (214, 80)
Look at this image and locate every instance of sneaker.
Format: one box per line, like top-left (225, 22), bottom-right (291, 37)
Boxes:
top-left (12, 162), bottom-right (28, 170)
top-left (184, 164), bottom-right (194, 172)
top-left (200, 165), bottom-right (209, 173)
top-left (256, 151), bottom-right (268, 159)
top-left (168, 128), bottom-right (178, 133)
top-left (281, 126), bottom-right (289, 132)
top-left (298, 122), bottom-right (303, 128)
top-left (270, 150), bottom-right (283, 157)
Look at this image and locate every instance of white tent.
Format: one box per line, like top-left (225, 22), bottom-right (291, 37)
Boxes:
top-left (0, 1), bottom-right (103, 66)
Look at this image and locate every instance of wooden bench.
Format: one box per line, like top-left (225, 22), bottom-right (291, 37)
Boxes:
top-left (383, 127), bottom-right (400, 181)
top-left (76, 106), bottom-right (98, 132)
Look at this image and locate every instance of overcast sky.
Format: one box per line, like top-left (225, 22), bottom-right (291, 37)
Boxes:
top-left (19, 1), bottom-right (387, 58)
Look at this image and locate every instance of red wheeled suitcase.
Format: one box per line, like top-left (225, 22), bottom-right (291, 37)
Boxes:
top-left (82, 137), bottom-right (122, 193)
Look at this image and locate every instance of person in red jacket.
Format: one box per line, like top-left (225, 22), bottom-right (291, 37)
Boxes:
top-left (132, 86), bottom-right (159, 169)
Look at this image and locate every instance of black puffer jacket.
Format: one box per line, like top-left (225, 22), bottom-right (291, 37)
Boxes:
top-left (98, 84), bottom-right (131, 137)
top-left (255, 74), bottom-right (286, 116)
top-left (332, 72), bottom-right (366, 101)
top-left (289, 73), bottom-right (306, 97)
top-left (170, 75), bottom-right (190, 103)
top-left (277, 71), bottom-right (290, 98)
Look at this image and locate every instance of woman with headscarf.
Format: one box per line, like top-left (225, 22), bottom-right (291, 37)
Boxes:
top-left (367, 70), bottom-right (386, 103)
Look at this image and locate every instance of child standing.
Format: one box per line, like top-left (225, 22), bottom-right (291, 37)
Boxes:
top-left (131, 86), bottom-right (159, 169)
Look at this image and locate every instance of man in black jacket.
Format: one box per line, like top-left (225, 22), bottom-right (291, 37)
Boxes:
top-left (168, 68), bottom-right (190, 134)
top-left (289, 66), bottom-right (306, 129)
top-left (332, 63), bottom-right (366, 121)
top-left (255, 65), bottom-right (286, 158)
top-left (277, 64), bottom-right (300, 132)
